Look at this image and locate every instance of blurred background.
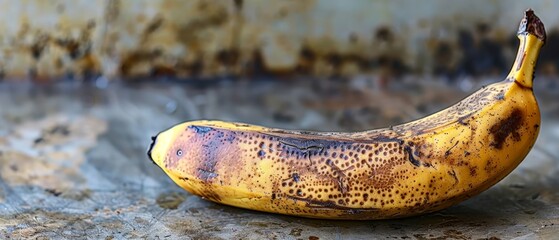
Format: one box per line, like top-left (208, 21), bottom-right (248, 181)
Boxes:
top-left (0, 1), bottom-right (558, 239)
top-left (0, 1), bottom-right (558, 85)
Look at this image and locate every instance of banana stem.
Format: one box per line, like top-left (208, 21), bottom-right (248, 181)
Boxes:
top-left (507, 9), bottom-right (546, 88)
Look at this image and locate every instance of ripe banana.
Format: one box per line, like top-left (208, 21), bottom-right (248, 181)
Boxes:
top-left (148, 10), bottom-right (546, 219)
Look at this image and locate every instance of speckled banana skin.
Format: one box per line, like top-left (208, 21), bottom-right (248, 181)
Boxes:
top-left (148, 10), bottom-right (545, 220)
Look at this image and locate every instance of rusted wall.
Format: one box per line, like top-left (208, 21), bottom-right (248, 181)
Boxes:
top-left (0, 0), bottom-right (557, 81)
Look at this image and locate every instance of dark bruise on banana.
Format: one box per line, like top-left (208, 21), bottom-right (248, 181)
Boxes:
top-left (148, 10), bottom-right (545, 220)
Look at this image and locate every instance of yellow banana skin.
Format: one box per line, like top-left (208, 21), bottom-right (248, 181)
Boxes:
top-left (148, 10), bottom-right (545, 220)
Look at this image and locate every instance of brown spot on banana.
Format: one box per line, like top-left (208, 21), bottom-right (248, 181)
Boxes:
top-left (469, 166), bottom-right (478, 177)
top-left (489, 108), bottom-right (524, 149)
top-left (197, 183), bottom-right (222, 202)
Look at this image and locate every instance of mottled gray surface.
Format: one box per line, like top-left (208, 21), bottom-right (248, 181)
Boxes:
top-left (0, 78), bottom-right (558, 239)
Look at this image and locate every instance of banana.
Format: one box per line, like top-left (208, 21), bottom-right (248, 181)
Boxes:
top-left (148, 10), bottom-right (546, 220)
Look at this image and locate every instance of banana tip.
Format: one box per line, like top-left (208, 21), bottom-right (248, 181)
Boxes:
top-left (519, 9), bottom-right (546, 44)
top-left (148, 135), bottom-right (158, 165)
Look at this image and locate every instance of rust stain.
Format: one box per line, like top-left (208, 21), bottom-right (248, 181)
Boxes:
top-left (0, 2), bottom-right (554, 80)
top-left (215, 49), bottom-right (240, 66)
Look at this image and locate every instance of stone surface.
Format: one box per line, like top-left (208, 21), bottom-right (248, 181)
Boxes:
top-left (0, 78), bottom-right (558, 239)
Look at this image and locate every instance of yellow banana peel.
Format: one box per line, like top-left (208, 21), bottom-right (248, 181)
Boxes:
top-left (148, 9), bottom-right (546, 219)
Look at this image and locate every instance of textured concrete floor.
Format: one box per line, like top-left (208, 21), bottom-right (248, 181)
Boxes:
top-left (0, 78), bottom-right (558, 239)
